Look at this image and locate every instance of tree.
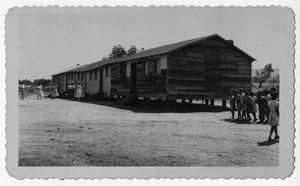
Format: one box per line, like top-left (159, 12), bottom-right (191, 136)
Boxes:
top-left (109, 45), bottom-right (127, 59)
top-left (107, 45), bottom-right (145, 59)
top-left (255, 63), bottom-right (274, 88)
top-left (127, 45), bottom-right (138, 55)
top-left (21, 79), bottom-right (33, 85)
top-left (139, 47), bottom-right (145, 52)
top-left (38, 78), bottom-right (51, 87)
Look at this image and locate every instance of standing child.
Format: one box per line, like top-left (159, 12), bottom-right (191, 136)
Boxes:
top-left (249, 92), bottom-right (258, 122)
top-left (267, 93), bottom-right (279, 141)
top-left (36, 83), bottom-right (44, 100)
top-left (19, 82), bottom-right (26, 100)
top-left (51, 83), bottom-right (59, 100)
top-left (81, 83), bottom-right (85, 99)
top-left (256, 91), bottom-right (266, 123)
top-left (264, 90), bottom-right (271, 123)
top-left (235, 90), bottom-right (241, 120)
top-left (244, 91), bottom-right (252, 122)
top-left (238, 88), bottom-right (247, 120)
top-left (75, 83), bottom-right (82, 101)
top-left (228, 91), bottom-right (236, 121)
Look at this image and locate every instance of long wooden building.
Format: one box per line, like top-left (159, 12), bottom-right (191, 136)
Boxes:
top-left (52, 34), bottom-right (256, 106)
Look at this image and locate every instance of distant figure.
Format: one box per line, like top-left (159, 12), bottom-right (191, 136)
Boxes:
top-left (75, 83), bottom-right (82, 101)
top-left (19, 82), bottom-right (26, 100)
top-left (67, 83), bottom-right (72, 99)
top-left (228, 91), bottom-right (236, 121)
top-left (244, 91), bottom-right (252, 122)
top-left (70, 83), bottom-right (75, 100)
top-left (249, 92), bottom-right (258, 122)
top-left (267, 93), bottom-right (279, 141)
top-left (81, 83), bottom-right (85, 99)
top-left (263, 90), bottom-right (271, 123)
top-left (51, 83), bottom-right (59, 100)
top-left (238, 88), bottom-right (247, 120)
top-left (36, 83), bottom-right (44, 100)
top-left (73, 83), bottom-right (78, 100)
top-left (256, 91), bottom-right (267, 123)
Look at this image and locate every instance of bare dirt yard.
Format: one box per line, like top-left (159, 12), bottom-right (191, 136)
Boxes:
top-left (19, 94), bottom-right (278, 166)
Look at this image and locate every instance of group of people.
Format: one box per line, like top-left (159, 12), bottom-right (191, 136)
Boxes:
top-left (228, 87), bottom-right (279, 141)
top-left (67, 83), bottom-right (85, 101)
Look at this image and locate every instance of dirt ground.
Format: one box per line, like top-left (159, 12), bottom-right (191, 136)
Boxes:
top-left (19, 94), bottom-right (279, 166)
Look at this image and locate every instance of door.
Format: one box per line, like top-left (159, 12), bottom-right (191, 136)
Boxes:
top-left (130, 62), bottom-right (137, 94)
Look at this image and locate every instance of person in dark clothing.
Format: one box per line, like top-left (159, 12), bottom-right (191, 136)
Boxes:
top-left (256, 91), bottom-right (267, 123)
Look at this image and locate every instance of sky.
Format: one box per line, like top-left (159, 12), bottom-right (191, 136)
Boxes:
top-left (17, 6), bottom-right (294, 81)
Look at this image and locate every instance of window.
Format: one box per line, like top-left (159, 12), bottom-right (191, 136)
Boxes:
top-left (141, 62), bottom-right (145, 76)
top-left (126, 63), bottom-right (131, 77)
top-left (95, 70), bottom-right (97, 80)
top-left (137, 62), bottom-right (142, 76)
top-left (157, 60), bottom-right (161, 74)
top-left (90, 71), bottom-right (92, 80)
top-left (119, 62), bottom-right (125, 77)
top-left (145, 62), bottom-right (149, 75)
top-left (115, 65), bottom-right (120, 77)
top-left (160, 56), bottom-right (167, 70)
top-left (105, 67), bottom-right (109, 77)
top-left (111, 67), bottom-right (116, 77)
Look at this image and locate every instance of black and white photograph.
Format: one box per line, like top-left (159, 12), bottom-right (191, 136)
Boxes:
top-left (4, 3), bottom-right (296, 181)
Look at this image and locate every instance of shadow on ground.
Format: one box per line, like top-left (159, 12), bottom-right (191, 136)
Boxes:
top-left (257, 140), bottom-right (279, 146)
top-left (221, 118), bottom-right (269, 125)
top-left (47, 96), bottom-right (230, 114)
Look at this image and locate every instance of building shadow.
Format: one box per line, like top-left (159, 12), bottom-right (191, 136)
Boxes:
top-left (53, 97), bottom-right (230, 114)
top-left (257, 140), bottom-right (279, 146)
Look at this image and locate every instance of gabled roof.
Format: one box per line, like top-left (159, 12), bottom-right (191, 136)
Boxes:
top-left (54, 34), bottom-right (256, 74)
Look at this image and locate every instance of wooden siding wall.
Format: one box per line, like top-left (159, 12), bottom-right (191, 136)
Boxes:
top-left (85, 70), bottom-right (100, 95)
top-left (168, 38), bottom-right (252, 99)
top-left (111, 77), bottom-right (130, 95)
top-left (102, 67), bottom-right (111, 96)
top-left (136, 58), bottom-right (167, 98)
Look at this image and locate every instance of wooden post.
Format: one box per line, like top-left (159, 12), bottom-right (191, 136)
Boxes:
top-left (222, 99), bottom-right (227, 108)
top-left (117, 95), bottom-right (121, 103)
top-left (181, 99), bottom-right (185, 104)
top-left (165, 97), bottom-right (170, 110)
top-left (189, 99), bottom-right (193, 104)
top-left (205, 99), bottom-right (209, 105)
top-left (210, 99), bottom-right (215, 109)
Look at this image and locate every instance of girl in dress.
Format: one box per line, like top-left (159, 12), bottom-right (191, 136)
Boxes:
top-left (268, 93), bottom-right (279, 141)
top-left (36, 83), bottom-right (44, 100)
top-left (256, 91), bottom-right (266, 123)
top-left (19, 82), bottom-right (26, 100)
top-left (244, 91), bottom-right (253, 122)
top-left (263, 90), bottom-right (271, 123)
top-left (245, 91), bottom-right (258, 122)
top-left (75, 83), bottom-right (82, 101)
top-left (238, 88), bottom-right (247, 120)
top-left (81, 83), bottom-right (85, 99)
top-left (249, 92), bottom-right (258, 122)
top-left (51, 83), bottom-right (59, 100)
top-left (228, 91), bottom-right (236, 121)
